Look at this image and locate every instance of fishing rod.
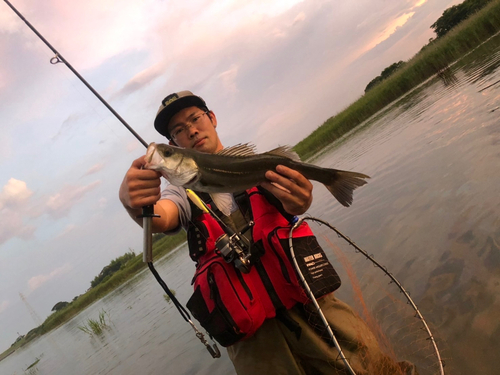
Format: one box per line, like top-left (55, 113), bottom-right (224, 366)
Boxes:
top-left (4, 0), bottom-right (220, 358)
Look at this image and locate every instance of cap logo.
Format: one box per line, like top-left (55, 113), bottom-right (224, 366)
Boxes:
top-left (162, 93), bottom-right (179, 106)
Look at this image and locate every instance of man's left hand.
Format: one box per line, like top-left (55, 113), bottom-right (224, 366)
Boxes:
top-left (261, 165), bottom-right (313, 215)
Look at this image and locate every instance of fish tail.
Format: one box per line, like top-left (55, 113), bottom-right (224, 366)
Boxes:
top-left (324, 171), bottom-right (370, 207)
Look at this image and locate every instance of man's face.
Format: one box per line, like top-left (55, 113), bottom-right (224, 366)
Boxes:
top-left (167, 106), bottom-right (223, 154)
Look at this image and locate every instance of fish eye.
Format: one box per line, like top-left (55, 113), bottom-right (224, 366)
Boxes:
top-left (163, 149), bottom-right (172, 157)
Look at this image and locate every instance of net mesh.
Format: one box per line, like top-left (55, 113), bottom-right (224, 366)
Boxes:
top-left (290, 218), bottom-right (448, 375)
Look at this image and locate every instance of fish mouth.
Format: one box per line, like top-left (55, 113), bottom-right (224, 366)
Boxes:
top-left (145, 143), bottom-right (156, 163)
top-left (144, 143), bottom-right (165, 170)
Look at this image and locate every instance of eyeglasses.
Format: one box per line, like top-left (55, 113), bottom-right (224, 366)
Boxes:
top-left (170, 111), bottom-right (209, 140)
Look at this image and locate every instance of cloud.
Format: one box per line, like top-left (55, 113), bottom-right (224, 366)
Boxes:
top-left (51, 113), bottom-right (85, 141)
top-left (218, 65), bottom-right (239, 95)
top-left (28, 264), bottom-right (72, 291)
top-left (0, 4), bottom-right (23, 34)
top-left (83, 163), bottom-right (104, 176)
top-left (0, 212), bottom-right (35, 245)
top-left (113, 63), bottom-right (164, 99)
top-left (126, 141), bottom-right (142, 153)
top-left (98, 197), bottom-right (107, 209)
top-left (45, 181), bottom-right (101, 219)
top-left (0, 178), bottom-right (33, 209)
top-left (360, 12), bottom-right (416, 56)
top-left (0, 179), bottom-right (35, 245)
top-left (413, 0), bottom-right (428, 8)
top-left (292, 11), bottom-right (306, 26)
top-left (0, 300), bottom-right (10, 314)
top-left (55, 224), bottom-right (76, 239)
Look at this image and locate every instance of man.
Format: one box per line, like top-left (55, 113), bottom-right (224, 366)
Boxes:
top-left (119, 91), bottom-right (409, 375)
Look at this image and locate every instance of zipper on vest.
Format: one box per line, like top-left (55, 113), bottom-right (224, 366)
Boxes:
top-left (191, 254), bottom-right (220, 285)
top-left (267, 227), bottom-right (292, 283)
top-left (235, 268), bottom-right (253, 300)
top-left (208, 271), bottom-right (242, 334)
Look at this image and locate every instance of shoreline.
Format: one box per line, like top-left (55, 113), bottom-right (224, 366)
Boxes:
top-left (293, 0), bottom-right (500, 160)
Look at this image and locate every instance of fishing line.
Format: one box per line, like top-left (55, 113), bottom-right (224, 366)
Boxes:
top-left (3, 0), bottom-right (148, 148)
top-left (5, 0), bottom-right (220, 358)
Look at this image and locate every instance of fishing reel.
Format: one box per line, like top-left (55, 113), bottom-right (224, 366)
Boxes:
top-left (215, 221), bottom-right (254, 273)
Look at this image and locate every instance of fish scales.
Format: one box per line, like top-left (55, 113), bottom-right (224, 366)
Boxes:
top-left (145, 142), bottom-right (370, 212)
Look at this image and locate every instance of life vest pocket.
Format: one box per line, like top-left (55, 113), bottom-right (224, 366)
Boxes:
top-left (186, 259), bottom-right (266, 347)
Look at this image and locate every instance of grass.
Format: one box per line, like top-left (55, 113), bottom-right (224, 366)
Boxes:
top-left (77, 309), bottom-right (110, 337)
top-left (294, 0), bottom-right (500, 160)
top-left (25, 357), bottom-right (41, 370)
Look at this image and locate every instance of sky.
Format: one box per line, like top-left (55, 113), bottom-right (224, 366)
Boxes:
top-left (0, 0), bottom-right (463, 351)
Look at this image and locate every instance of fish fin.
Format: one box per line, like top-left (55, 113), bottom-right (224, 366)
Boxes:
top-left (325, 171), bottom-right (370, 207)
top-left (263, 146), bottom-right (301, 161)
top-left (216, 143), bottom-right (257, 157)
top-left (210, 193), bottom-right (235, 216)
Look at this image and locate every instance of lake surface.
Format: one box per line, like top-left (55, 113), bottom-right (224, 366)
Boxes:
top-left (2, 34), bottom-right (500, 375)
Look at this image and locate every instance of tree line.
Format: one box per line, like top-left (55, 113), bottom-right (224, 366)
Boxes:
top-left (364, 0), bottom-right (494, 93)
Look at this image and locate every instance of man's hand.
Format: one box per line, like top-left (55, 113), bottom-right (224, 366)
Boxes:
top-left (261, 165), bottom-right (313, 216)
top-left (119, 156), bottom-right (180, 232)
top-left (119, 155), bottom-right (162, 210)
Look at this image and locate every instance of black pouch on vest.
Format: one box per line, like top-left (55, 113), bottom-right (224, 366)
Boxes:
top-left (279, 235), bottom-right (341, 299)
top-left (186, 284), bottom-right (246, 347)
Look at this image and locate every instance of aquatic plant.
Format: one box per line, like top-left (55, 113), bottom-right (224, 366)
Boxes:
top-left (23, 354), bottom-right (43, 374)
top-left (77, 309), bottom-right (110, 336)
top-left (25, 358), bottom-right (40, 370)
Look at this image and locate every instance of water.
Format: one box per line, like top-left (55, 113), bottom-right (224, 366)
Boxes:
top-left (2, 34), bottom-right (500, 375)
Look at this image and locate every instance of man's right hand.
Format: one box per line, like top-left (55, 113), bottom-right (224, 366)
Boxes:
top-left (119, 155), bottom-right (162, 210)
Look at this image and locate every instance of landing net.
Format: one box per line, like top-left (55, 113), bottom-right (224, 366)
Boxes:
top-left (289, 217), bottom-right (446, 375)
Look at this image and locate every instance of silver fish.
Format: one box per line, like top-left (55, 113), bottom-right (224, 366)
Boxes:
top-left (145, 142), bottom-right (369, 214)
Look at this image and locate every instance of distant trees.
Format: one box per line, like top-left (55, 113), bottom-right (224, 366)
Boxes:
top-left (51, 301), bottom-right (69, 311)
top-left (364, 0), bottom-right (494, 93)
top-left (431, 0), bottom-right (493, 38)
top-left (90, 250), bottom-right (136, 288)
top-left (364, 61), bottom-right (406, 93)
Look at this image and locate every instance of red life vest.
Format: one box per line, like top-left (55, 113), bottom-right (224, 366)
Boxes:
top-left (186, 187), bottom-right (340, 347)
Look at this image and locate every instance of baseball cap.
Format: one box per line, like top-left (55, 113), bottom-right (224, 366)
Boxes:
top-left (154, 90), bottom-right (208, 139)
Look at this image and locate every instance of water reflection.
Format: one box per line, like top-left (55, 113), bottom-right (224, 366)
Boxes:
top-left (437, 67), bottom-right (459, 87)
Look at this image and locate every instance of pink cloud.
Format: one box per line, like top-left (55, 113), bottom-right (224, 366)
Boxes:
top-left (0, 178), bottom-right (35, 245)
top-left (83, 163), bottom-right (105, 176)
top-left (45, 181), bottom-right (101, 219)
top-left (0, 300), bottom-right (11, 314)
top-left (28, 264), bottom-right (72, 291)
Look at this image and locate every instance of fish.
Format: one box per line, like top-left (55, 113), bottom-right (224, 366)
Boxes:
top-left (144, 142), bottom-right (369, 215)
